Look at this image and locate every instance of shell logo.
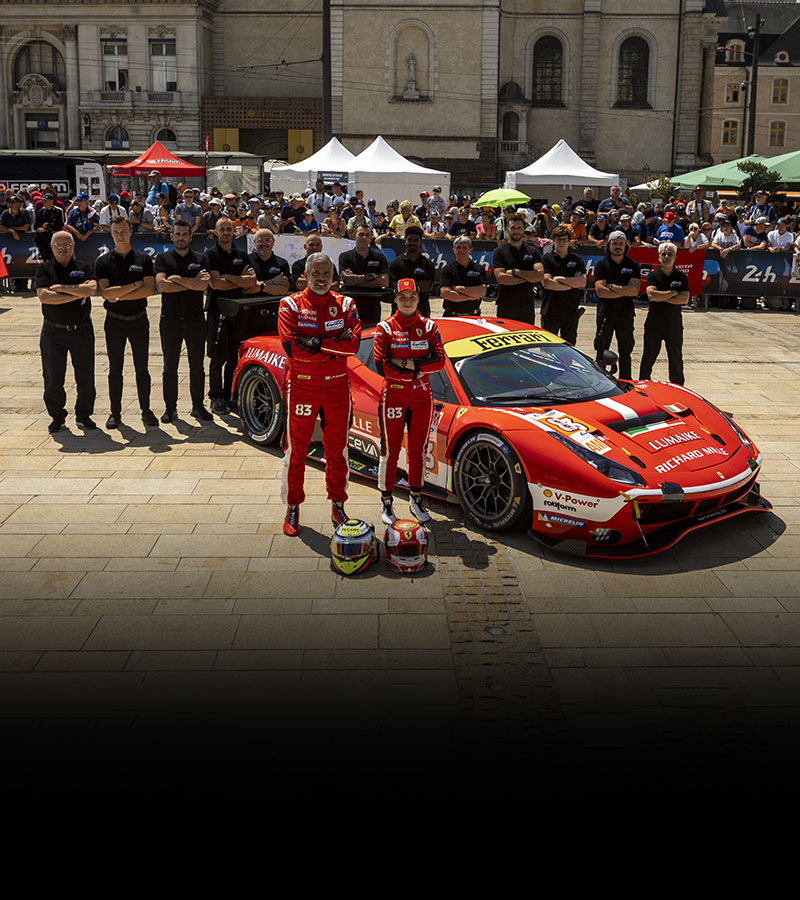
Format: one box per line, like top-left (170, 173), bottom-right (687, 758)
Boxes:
top-left (543, 489), bottom-right (553, 498)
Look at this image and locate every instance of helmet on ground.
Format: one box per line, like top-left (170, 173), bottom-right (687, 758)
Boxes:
top-left (331, 519), bottom-right (379, 576)
top-left (384, 518), bottom-right (428, 575)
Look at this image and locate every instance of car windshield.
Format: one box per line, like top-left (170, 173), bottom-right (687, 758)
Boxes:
top-left (452, 343), bottom-right (627, 405)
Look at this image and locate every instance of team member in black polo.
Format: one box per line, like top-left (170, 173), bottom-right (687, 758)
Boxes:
top-left (95, 217), bottom-right (156, 429)
top-left (492, 213), bottom-right (544, 324)
top-left (387, 225), bottom-right (435, 317)
top-left (638, 241), bottom-right (690, 385)
top-left (35, 231), bottom-right (97, 432)
top-left (153, 219), bottom-right (213, 423)
top-left (539, 224), bottom-right (587, 344)
top-left (338, 222), bottom-right (390, 323)
top-left (439, 236), bottom-right (487, 316)
top-left (593, 231), bottom-right (641, 380)
top-left (34, 193), bottom-right (66, 262)
top-left (244, 228), bottom-right (290, 336)
top-left (201, 216), bottom-right (257, 413)
top-left (291, 233), bottom-right (339, 289)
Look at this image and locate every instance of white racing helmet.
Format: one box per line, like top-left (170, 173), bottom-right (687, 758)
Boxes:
top-left (384, 518), bottom-right (428, 575)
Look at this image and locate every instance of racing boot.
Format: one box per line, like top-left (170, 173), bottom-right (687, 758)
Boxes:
top-left (380, 493), bottom-right (397, 525)
top-left (283, 504), bottom-right (300, 537)
top-left (409, 493), bottom-right (431, 524)
top-left (331, 501), bottom-right (349, 528)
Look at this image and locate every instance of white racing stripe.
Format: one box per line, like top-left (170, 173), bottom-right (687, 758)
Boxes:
top-left (594, 397), bottom-right (637, 420)
top-left (442, 318), bottom-right (509, 334)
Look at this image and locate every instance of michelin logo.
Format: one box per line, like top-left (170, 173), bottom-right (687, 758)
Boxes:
top-left (537, 512), bottom-right (587, 528)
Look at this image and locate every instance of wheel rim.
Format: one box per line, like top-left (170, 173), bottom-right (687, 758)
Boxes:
top-left (458, 442), bottom-right (515, 520)
top-left (242, 377), bottom-right (275, 434)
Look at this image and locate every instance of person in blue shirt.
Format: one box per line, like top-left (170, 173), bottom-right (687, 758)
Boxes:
top-left (745, 190), bottom-right (777, 225)
top-left (146, 170), bottom-right (170, 206)
top-left (298, 209), bottom-right (321, 233)
top-left (655, 210), bottom-right (684, 245)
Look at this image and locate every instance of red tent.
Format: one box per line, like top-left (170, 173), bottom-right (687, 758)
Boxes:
top-left (111, 141), bottom-right (205, 177)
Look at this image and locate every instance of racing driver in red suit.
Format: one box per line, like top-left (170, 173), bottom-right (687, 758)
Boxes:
top-left (278, 252), bottom-right (361, 536)
top-left (373, 278), bottom-right (445, 525)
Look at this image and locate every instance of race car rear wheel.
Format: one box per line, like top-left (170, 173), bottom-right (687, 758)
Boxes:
top-left (453, 431), bottom-right (531, 531)
top-left (238, 365), bottom-right (283, 445)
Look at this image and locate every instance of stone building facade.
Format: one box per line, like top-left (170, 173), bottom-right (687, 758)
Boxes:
top-left (2, 0), bottom-right (731, 186)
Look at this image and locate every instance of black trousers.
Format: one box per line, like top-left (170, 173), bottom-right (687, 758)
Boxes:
top-left (639, 312), bottom-right (684, 385)
top-left (40, 322), bottom-right (95, 420)
top-left (541, 297), bottom-right (581, 345)
top-left (104, 314), bottom-right (151, 416)
top-left (594, 304), bottom-right (635, 380)
top-left (160, 316), bottom-right (206, 411)
top-left (207, 310), bottom-right (246, 401)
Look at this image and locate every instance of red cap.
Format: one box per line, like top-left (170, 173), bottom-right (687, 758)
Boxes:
top-left (663, 210), bottom-right (676, 221)
top-left (396, 278), bottom-right (417, 294)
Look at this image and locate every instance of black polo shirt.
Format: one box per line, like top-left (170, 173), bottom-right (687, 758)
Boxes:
top-left (646, 266), bottom-right (689, 322)
top-left (388, 253), bottom-right (435, 301)
top-left (492, 241), bottom-right (541, 307)
top-left (1, 208), bottom-right (31, 229)
top-left (540, 248), bottom-right (586, 313)
top-left (290, 256), bottom-right (338, 288)
top-left (95, 248), bottom-right (154, 316)
top-left (201, 242), bottom-right (249, 317)
top-left (280, 204), bottom-right (306, 233)
top-left (34, 206), bottom-right (65, 233)
top-left (154, 248), bottom-right (206, 320)
top-left (439, 258), bottom-right (486, 315)
top-left (593, 254), bottom-right (641, 318)
top-left (338, 247), bottom-right (388, 284)
top-left (448, 219), bottom-right (477, 238)
top-left (248, 250), bottom-right (290, 286)
top-left (35, 257), bottom-right (94, 326)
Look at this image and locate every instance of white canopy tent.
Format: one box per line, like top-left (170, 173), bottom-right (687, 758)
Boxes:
top-left (348, 136), bottom-right (450, 210)
top-left (504, 140), bottom-right (619, 201)
top-left (269, 137), bottom-right (356, 197)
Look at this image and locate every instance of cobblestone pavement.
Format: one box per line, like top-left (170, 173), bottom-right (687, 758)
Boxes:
top-left (1, 289), bottom-right (799, 820)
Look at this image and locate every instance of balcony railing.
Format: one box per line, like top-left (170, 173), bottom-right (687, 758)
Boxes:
top-left (500, 140), bottom-right (520, 153)
top-left (147, 92), bottom-right (174, 104)
top-left (99, 91), bottom-right (126, 103)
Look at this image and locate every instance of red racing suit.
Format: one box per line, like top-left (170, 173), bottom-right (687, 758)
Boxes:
top-left (373, 311), bottom-right (445, 493)
top-left (278, 287), bottom-right (361, 506)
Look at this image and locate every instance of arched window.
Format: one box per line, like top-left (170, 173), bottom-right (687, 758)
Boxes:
top-left (531, 36), bottom-right (563, 106)
top-left (105, 125), bottom-right (129, 150)
top-left (502, 112), bottom-right (519, 142)
top-left (13, 41), bottom-right (65, 88)
top-left (156, 128), bottom-right (177, 149)
top-left (616, 37), bottom-right (649, 107)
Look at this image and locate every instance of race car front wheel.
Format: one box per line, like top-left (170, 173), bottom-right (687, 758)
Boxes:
top-left (453, 431), bottom-right (531, 531)
top-left (238, 365), bottom-right (283, 445)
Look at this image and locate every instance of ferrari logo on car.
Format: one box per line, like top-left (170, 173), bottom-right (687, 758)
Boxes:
top-left (456, 407), bottom-right (468, 419)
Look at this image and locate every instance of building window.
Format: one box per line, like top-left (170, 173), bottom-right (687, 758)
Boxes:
top-left (722, 120), bottom-right (739, 146)
top-left (769, 121), bottom-right (786, 147)
top-left (725, 82), bottom-right (740, 104)
top-left (156, 128), bottom-right (177, 150)
top-left (105, 125), bottom-right (129, 150)
top-left (102, 40), bottom-right (128, 91)
top-left (13, 41), bottom-right (65, 88)
top-left (726, 41), bottom-right (744, 63)
top-left (531, 36), bottom-right (563, 106)
top-left (25, 113), bottom-right (59, 149)
top-left (772, 78), bottom-right (788, 104)
top-left (616, 37), bottom-right (649, 107)
top-left (150, 40), bottom-right (177, 92)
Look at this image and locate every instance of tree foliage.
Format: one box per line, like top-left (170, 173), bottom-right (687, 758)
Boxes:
top-left (736, 161), bottom-right (786, 207)
top-left (648, 175), bottom-right (674, 203)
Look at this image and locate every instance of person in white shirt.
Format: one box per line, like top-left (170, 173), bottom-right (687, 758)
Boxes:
top-left (99, 194), bottom-right (129, 231)
top-left (307, 179), bottom-right (333, 223)
top-left (768, 218), bottom-right (794, 252)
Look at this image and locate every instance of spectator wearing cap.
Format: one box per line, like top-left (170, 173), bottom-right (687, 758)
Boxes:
top-left (587, 212), bottom-right (611, 248)
top-left (99, 194), bottom-right (129, 232)
top-left (423, 210), bottom-right (446, 238)
top-left (256, 202), bottom-right (280, 234)
top-left (742, 217), bottom-right (770, 251)
top-left (308, 179), bottom-right (333, 223)
top-left (33, 193), bottom-right (66, 261)
top-left (366, 198), bottom-right (378, 227)
top-left (617, 213), bottom-right (639, 246)
top-left (128, 199), bottom-right (155, 234)
top-left (447, 207), bottom-right (477, 241)
top-left (0, 194), bottom-right (32, 242)
top-left (686, 187), bottom-right (713, 225)
top-left (637, 207), bottom-right (659, 247)
top-left (414, 191), bottom-right (430, 220)
top-left (745, 190), bottom-right (777, 225)
top-left (710, 217), bottom-right (740, 258)
top-left (298, 209), bottom-right (321, 233)
top-left (427, 186), bottom-right (446, 218)
top-left (200, 197), bottom-right (225, 237)
top-left (146, 170), bottom-right (170, 207)
top-left (346, 204), bottom-right (371, 236)
top-left (175, 190), bottom-right (203, 234)
top-left (119, 190), bottom-right (132, 212)
top-left (655, 210), bottom-right (684, 245)
top-left (447, 193), bottom-right (460, 213)
top-left (65, 194), bottom-right (99, 243)
top-left (767, 218), bottom-right (793, 252)
top-left (372, 210), bottom-right (390, 243)
top-left (280, 193), bottom-right (307, 233)
top-left (330, 182), bottom-right (349, 205)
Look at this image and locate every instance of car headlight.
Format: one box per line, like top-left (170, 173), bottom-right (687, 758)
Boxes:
top-left (549, 432), bottom-right (646, 487)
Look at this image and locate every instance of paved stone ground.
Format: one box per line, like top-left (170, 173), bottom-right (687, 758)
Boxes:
top-left (2, 288), bottom-right (799, 823)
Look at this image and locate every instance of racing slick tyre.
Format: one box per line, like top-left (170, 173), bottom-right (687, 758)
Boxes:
top-left (238, 365), bottom-right (284, 445)
top-left (453, 431), bottom-right (531, 532)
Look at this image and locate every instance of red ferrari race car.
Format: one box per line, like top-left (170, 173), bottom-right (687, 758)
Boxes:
top-left (232, 316), bottom-right (770, 559)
